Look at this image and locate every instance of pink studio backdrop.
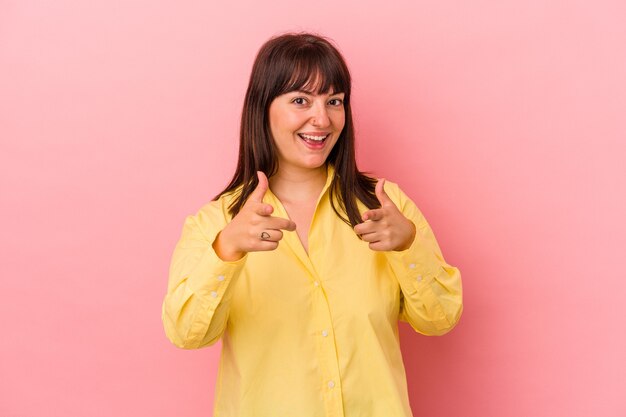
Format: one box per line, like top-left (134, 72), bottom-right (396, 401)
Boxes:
top-left (1, 1), bottom-right (625, 416)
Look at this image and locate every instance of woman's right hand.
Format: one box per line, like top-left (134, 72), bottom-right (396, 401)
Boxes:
top-left (212, 171), bottom-right (296, 261)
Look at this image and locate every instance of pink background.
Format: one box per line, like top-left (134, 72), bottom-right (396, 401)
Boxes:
top-left (1, 1), bottom-right (625, 416)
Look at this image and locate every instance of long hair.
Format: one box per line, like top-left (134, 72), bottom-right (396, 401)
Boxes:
top-left (214, 32), bottom-right (379, 228)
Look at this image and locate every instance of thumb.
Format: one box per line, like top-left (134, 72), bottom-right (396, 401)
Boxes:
top-left (375, 178), bottom-right (393, 207)
top-left (249, 171), bottom-right (269, 202)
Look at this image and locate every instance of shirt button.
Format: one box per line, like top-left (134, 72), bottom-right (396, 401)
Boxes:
top-left (210, 291), bottom-right (218, 298)
top-left (409, 263), bottom-right (416, 269)
top-left (217, 275), bottom-right (225, 281)
top-left (328, 380), bottom-right (335, 389)
top-left (321, 330), bottom-right (328, 337)
top-left (314, 281), bottom-right (320, 287)
top-left (416, 275), bottom-right (423, 282)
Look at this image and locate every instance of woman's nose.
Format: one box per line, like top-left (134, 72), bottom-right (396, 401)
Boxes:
top-left (310, 102), bottom-right (330, 127)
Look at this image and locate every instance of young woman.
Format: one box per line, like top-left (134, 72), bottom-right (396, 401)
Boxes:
top-left (162, 32), bottom-right (463, 417)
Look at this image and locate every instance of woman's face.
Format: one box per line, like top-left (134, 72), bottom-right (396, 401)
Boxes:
top-left (268, 88), bottom-right (346, 173)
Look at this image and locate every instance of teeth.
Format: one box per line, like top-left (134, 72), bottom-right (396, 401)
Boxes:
top-left (299, 134), bottom-right (328, 141)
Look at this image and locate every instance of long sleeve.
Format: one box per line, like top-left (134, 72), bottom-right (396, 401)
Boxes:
top-left (384, 182), bottom-right (463, 336)
top-left (161, 199), bottom-right (248, 349)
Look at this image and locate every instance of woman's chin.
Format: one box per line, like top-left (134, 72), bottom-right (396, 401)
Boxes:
top-left (278, 157), bottom-right (329, 172)
top-left (301, 156), bottom-right (330, 169)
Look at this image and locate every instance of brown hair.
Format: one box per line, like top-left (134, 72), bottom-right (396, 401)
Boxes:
top-left (214, 31), bottom-right (379, 228)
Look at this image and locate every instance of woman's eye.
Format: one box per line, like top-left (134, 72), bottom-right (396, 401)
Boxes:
top-left (292, 97), bottom-right (307, 105)
top-left (328, 98), bottom-right (343, 106)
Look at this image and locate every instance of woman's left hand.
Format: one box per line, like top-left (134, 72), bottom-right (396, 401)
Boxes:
top-left (354, 179), bottom-right (417, 251)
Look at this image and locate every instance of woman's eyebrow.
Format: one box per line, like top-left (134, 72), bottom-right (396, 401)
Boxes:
top-left (294, 89), bottom-right (345, 96)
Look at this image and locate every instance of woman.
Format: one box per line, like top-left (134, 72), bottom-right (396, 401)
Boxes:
top-left (162, 32), bottom-right (463, 417)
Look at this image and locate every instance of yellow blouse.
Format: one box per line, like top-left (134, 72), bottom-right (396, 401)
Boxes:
top-left (161, 165), bottom-right (463, 417)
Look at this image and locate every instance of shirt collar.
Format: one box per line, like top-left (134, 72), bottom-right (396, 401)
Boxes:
top-left (321, 164), bottom-right (336, 197)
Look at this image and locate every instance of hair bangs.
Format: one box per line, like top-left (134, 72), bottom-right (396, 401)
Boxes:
top-left (279, 48), bottom-right (349, 98)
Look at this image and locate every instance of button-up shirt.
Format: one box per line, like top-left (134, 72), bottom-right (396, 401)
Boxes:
top-left (161, 165), bottom-right (463, 417)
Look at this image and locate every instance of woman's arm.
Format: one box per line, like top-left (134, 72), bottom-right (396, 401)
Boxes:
top-left (162, 173), bottom-right (296, 349)
top-left (383, 182), bottom-right (464, 336)
top-left (161, 201), bottom-right (248, 349)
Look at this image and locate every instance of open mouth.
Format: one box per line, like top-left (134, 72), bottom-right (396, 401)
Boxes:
top-left (297, 133), bottom-right (329, 145)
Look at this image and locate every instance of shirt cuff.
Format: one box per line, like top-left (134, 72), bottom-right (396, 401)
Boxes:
top-left (386, 231), bottom-right (445, 290)
top-left (385, 234), bottom-right (452, 331)
top-left (185, 245), bottom-right (248, 309)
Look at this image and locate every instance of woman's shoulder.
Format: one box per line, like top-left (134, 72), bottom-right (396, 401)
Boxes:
top-left (358, 174), bottom-right (407, 206)
top-left (193, 185), bottom-right (243, 227)
top-left (368, 176), bottom-right (421, 214)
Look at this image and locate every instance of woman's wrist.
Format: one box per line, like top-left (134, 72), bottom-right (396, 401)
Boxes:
top-left (212, 230), bottom-right (246, 262)
top-left (395, 220), bottom-right (416, 251)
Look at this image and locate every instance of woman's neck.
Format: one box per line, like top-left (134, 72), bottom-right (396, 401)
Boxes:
top-left (269, 165), bottom-right (327, 203)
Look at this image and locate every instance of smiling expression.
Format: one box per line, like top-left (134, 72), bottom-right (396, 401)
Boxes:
top-left (268, 88), bottom-right (346, 172)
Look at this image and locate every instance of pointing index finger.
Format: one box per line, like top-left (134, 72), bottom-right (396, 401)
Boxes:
top-left (362, 208), bottom-right (384, 222)
top-left (253, 202), bottom-right (274, 216)
top-left (267, 217), bottom-right (297, 231)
